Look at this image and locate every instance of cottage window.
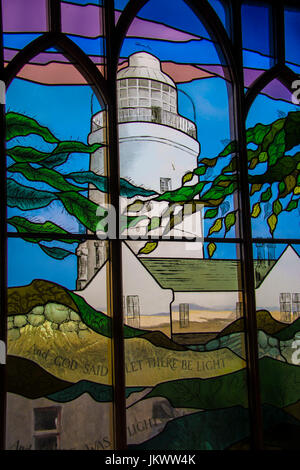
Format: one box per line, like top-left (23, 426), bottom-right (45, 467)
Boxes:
top-left (160, 177), bottom-right (172, 193)
top-left (33, 407), bottom-right (61, 450)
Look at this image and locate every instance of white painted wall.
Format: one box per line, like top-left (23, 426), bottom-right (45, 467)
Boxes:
top-left (126, 240), bottom-right (204, 259)
top-left (88, 119), bottom-right (199, 195)
top-left (75, 242), bottom-right (173, 317)
top-left (119, 121), bottom-right (199, 193)
top-left (255, 246), bottom-right (300, 310)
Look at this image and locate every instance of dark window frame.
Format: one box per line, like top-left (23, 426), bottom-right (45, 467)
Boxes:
top-left (33, 406), bottom-right (61, 450)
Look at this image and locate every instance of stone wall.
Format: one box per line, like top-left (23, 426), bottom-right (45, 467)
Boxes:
top-left (8, 303), bottom-right (90, 340)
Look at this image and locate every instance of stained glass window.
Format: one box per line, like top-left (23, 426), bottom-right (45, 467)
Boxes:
top-left (2, 0), bottom-right (48, 65)
top-left (245, 0), bottom-right (300, 449)
top-left (1, 0), bottom-right (299, 452)
top-left (285, 7), bottom-right (300, 72)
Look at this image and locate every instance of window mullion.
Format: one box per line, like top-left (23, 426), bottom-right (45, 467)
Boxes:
top-left (47, 0), bottom-right (61, 34)
top-left (103, 0), bottom-right (127, 451)
top-left (270, 0), bottom-right (285, 66)
top-left (230, 0), bottom-right (264, 451)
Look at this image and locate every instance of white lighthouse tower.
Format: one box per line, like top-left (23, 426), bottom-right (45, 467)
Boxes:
top-left (76, 52), bottom-right (203, 289)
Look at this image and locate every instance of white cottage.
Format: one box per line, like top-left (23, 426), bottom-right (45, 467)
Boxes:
top-left (75, 242), bottom-right (173, 335)
top-left (75, 243), bottom-right (300, 341)
top-left (255, 245), bottom-right (300, 321)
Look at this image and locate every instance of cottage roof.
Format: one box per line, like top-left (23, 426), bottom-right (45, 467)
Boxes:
top-left (140, 258), bottom-right (276, 292)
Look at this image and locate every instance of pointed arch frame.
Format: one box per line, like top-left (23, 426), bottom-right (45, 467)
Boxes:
top-left (245, 64), bottom-right (298, 116)
top-left (3, 32), bottom-right (108, 107)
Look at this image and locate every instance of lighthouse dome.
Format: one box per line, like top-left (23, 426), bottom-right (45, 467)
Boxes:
top-left (117, 52), bottom-right (175, 87)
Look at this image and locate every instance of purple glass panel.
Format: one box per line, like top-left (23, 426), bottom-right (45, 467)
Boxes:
top-left (1, 0), bottom-right (47, 32)
top-left (61, 2), bottom-right (102, 38)
top-left (262, 79), bottom-right (294, 104)
top-left (243, 68), bottom-right (265, 89)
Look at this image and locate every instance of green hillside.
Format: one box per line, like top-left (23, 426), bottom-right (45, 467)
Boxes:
top-left (128, 404), bottom-right (300, 450)
top-left (273, 317), bottom-right (300, 341)
top-left (146, 357), bottom-right (300, 410)
top-left (69, 291), bottom-right (146, 338)
top-left (218, 310), bottom-right (287, 338)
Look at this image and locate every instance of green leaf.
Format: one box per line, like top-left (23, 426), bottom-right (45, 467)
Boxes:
top-left (268, 129), bottom-right (286, 166)
top-left (219, 140), bottom-right (237, 157)
top-left (162, 207), bottom-right (185, 236)
top-left (7, 179), bottom-right (57, 210)
top-left (200, 157), bottom-right (217, 167)
top-left (207, 242), bottom-right (216, 258)
top-left (285, 111), bottom-right (300, 151)
top-left (216, 179), bottom-right (232, 188)
top-left (222, 156), bottom-right (236, 174)
top-left (249, 157), bottom-right (259, 170)
top-left (278, 181), bottom-right (286, 195)
top-left (57, 191), bottom-right (107, 233)
top-left (284, 174), bottom-right (297, 194)
top-left (138, 242), bottom-right (158, 255)
top-left (250, 184), bottom-right (263, 196)
top-left (267, 214), bottom-right (278, 235)
top-left (204, 208), bottom-right (218, 219)
top-left (7, 141), bottom-right (102, 165)
top-left (6, 112), bottom-right (59, 143)
top-left (260, 187), bottom-right (272, 202)
top-left (147, 216), bottom-right (161, 232)
top-left (208, 218), bottom-right (223, 236)
top-left (248, 154), bottom-right (300, 188)
top-left (119, 179), bottom-right (156, 198)
top-left (120, 215), bottom-right (147, 233)
top-left (194, 166), bottom-right (207, 176)
top-left (246, 123), bottom-right (271, 145)
top-left (39, 244), bottom-right (74, 260)
top-left (258, 151), bottom-right (268, 163)
top-left (68, 172), bottom-right (156, 198)
top-left (8, 163), bottom-right (82, 192)
top-left (54, 141), bottom-right (102, 156)
top-left (41, 153), bottom-right (69, 169)
top-left (272, 199), bottom-right (282, 216)
top-left (262, 119), bottom-right (285, 150)
top-left (126, 200), bottom-right (145, 213)
top-left (68, 171), bottom-right (107, 192)
top-left (224, 211), bottom-right (236, 233)
top-left (251, 202), bottom-right (261, 218)
top-left (202, 181), bottom-right (237, 202)
top-left (7, 216), bottom-right (81, 243)
top-left (286, 199), bottom-right (299, 211)
top-left (156, 182), bottom-right (206, 203)
top-left (182, 172), bottom-right (194, 184)
top-left (7, 146), bottom-right (57, 164)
